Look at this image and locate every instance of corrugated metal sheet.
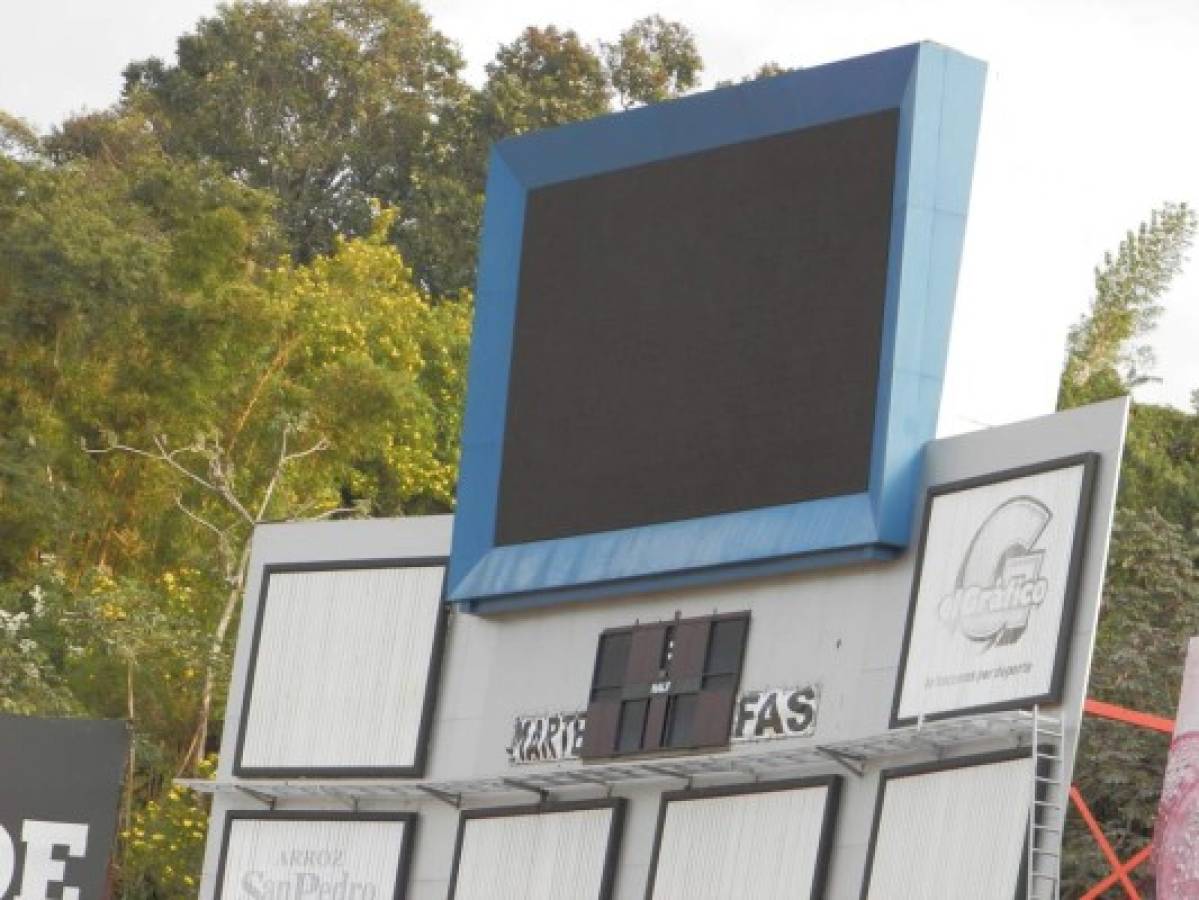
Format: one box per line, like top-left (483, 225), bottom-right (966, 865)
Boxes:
top-left (867, 757), bottom-right (1031, 899)
top-left (219, 818), bottom-right (407, 898)
top-left (650, 785), bottom-right (831, 899)
top-left (453, 808), bottom-right (615, 900)
top-left (240, 566), bottom-right (443, 768)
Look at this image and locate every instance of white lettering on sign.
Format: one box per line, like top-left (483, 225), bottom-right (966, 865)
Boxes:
top-left (731, 686), bottom-right (819, 742)
top-left (508, 713), bottom-right (586, 764)
top-left (0, 820), bottom-right (89, 900)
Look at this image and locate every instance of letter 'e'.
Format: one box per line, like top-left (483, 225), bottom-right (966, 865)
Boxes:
top-left (16, 820), bottom-right (89, 900)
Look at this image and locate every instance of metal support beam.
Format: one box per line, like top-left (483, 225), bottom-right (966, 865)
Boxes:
top-left (235, 785), bottom-right (278, 809)
top-left (643, 765), bottom-right (694, 789)
top-left (417, 785), bottom-right (462, 808)
top-left (502, 777), bottom-right (551, 803)
top-left (815, 747), bottom-right (865, 778)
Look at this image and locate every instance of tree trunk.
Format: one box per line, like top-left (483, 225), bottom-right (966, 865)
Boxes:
top-left (178, 542), bottom-right (251, 776)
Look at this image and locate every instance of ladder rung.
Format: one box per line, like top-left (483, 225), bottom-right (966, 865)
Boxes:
top-left (1033, 824), bottom-right (1062, 832)
top-left (1035, 776), bottom-right (1060, 783)
top-left (1030, 872), bottom-right (1059, 880)
top-left (1034, 800), bottom-right (1061, 808)
top-left (1033, 850), bottom-right (1060, 858)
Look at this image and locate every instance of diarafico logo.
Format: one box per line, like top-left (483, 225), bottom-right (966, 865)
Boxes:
top-left (937, 496), bottom-right (1052, 649)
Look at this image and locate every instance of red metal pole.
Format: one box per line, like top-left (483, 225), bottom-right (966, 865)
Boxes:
top-left (1070, 785), bottom-right (1143, 899)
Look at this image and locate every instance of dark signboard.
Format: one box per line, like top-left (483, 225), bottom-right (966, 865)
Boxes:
top-left (0, 715), bottom-right (128, 900)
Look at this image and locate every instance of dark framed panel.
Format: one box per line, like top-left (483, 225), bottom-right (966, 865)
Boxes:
top-left (0, 715), bottom-right (129, 900)
top-left (580, 612), bottom-right (750, 759)
top-left (449, 42), bottom-right (988, 611)
top-left (645, 776), bottom-right (841, 900)
top-left (233, 557), bottom-right (449, 777)
top-left (860, 749), bottom-right (1032, 900)
top-left (891, 453), bottom-right (1098, 727)
top-left (447, 799), bottom-right (625, 900)
top-left (214, 809), bottom-right (416, 900)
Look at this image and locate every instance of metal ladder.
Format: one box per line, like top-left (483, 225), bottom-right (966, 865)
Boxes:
top-left (1027, 705), bottom-right (1064, 900)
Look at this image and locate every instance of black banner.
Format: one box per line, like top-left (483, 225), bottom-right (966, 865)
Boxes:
top-left (0, 715), bottom-right (128, 899)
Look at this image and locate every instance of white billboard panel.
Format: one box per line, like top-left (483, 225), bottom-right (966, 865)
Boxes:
top-left (450, 801), bottom-right (622, 900)
top-left (893, 455), bottom-right (1096, 724)
top-left (647, 778), bottom-right (839, 899)
top-left (864, 753), bottom-right (1031, 899)
top-left (216, 812), bottom-right (412, 900)
top-left (237, 563), bottom-right (445, 774)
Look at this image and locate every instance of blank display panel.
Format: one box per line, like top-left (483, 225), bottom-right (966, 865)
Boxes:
top-left (237, 564), bottom-right (444, 773)
top-left (451, 803), bottom-right (622, 900)
top-left (648, 779), bottom-right (839, 899)
top-left (217, 814), bottom-right (411, 900)
top-left (864, 756), bottom-right (1032, 899)
top-left (496, 109), bottom-right (899, 546)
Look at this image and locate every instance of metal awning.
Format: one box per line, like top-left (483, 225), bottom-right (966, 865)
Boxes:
top-left (178, 709), bottom-right (1039, 806)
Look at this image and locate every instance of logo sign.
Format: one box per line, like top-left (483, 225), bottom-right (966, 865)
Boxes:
top-left (0, 715), bottom-right (128, 900)
top-left (508, 712), bottom-right (586, 765)
top-left (893, 456), bottom-right (1096, 725)
top-left (216, 813), bottom-right (412, 900)
top-left (731, 686), bottom-right (819, 742)
top-left (936, 497), bottom-right (1051, 648)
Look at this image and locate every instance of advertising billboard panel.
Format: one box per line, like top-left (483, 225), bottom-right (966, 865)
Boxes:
top-left (0, 715), bottom-right (127, 900)
top-left (235, 561), bottom-right (446, 776)
top-left (862, 752), bottom-right (1032, 899)
top-left (215, 812), bottom-right (413, 900)
top-left (449, 801), bottom-right (623, 900)
top-left (647, 778), bottom-right (840, 900)
top-left (893, 455), bottom-right (1097, 724)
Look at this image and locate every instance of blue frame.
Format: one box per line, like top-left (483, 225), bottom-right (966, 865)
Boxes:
top-left (450, 42), bottom-right (986, 612)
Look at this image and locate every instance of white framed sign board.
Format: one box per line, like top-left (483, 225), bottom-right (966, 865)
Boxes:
top-left (646, 777), bottom-right (840, 900)
top-left (235, 560), bottom-right (447, 776)
top-left (861, 752), bottom-right (1032, 900)
top-left (448, 800), bottom-right (624, 900)
top-left (214, 811), bottom-right (414, 900)
top-left (892, 454), bottom-right (1097, 725)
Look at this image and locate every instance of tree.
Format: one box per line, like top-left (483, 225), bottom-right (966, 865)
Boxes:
top-left (122, 0), bottom-right (470, 291)
top-left (1, 113), bottom-right (470, 895)
top-left (478, 25), bottom-right (611, 138)
top-left (1058, 202), bottom-right (1195, 409)
top-left (1057, 204), bottom-right (1199, 895)
top-left (1061, 510), bottom-right (1199, 896)
top-left (603, 15), bottom-right (703, 108)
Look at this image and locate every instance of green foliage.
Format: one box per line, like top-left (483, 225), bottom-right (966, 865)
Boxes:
top-left (1057, 203), bottom-right (1198, 893)
top-left (122, 0), bottom-right (469, 287)
top-left (479, 25), bottom-right (611, 138)
top-left (0, 101), bottom-right (469, 895)
top-left (1120, 403), bottom-right (1199, 529)
top-left (1062, 510), bottom-right (1199, 896)
top-left (121, 757), bottom-right (215, 898)
top-left (1059, 202), bottom-right (1196, 409)
top-left (603, 15), bottom-right (703, 108)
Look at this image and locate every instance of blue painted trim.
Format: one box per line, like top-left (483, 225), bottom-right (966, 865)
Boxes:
top-left (462, 544), bottom-right (902, 616)
top-left (450, 42), bottom-right (986, 611)
top-left (447, 151), bottom-right (525, 593)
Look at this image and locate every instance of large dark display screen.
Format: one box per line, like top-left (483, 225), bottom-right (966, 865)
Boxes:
top-left (496, 109), bottom-right (900, 546)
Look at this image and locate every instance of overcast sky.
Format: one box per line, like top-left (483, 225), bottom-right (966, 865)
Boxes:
top-left (2, 0), bottom-right (1196, 435)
